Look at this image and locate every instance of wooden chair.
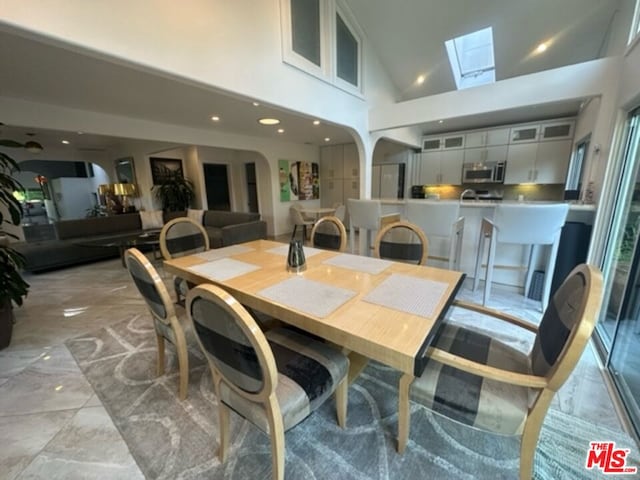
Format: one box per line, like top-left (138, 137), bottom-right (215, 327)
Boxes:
top-left (186, 284), bottom-right (349, 480)
top-left (406, 264), bottom-right (603, 479)
top-left (310, 215), bottom-right (347, 252)
top-left (373, 220), bottom-right (429, 265)
top-left (124, 248), bottom-right (189, 400)
top-left (405, 200), bottom-right (464, 270)
top-left (160, 217), bottom-right (209, 304)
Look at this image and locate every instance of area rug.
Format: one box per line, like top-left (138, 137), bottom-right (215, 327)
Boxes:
top-left (66, 315), bottom-right (639, 479)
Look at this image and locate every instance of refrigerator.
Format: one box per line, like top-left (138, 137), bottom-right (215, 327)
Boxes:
top-left (372, 163), bottom-right (405, 199)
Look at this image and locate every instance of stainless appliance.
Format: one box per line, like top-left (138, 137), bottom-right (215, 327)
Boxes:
top-left (462, 161), bottom-right (506, 184)
top-left (411, 185), bottom-right (425, 198)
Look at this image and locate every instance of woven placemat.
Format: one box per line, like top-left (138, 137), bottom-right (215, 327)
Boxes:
top-left (265, 244), bottom-right (323, 258)
top-left (194, 244), bottom-right (255, 261)
top-left (187, 258), bottom-right (259, 281)
top-left (323, 253), bottom-right (393, 275)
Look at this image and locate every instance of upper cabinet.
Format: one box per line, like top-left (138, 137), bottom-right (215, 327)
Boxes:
top-left (510, 124), bottom-right (540, 143)
top-left (539, 120), bottom-right (574, 141)
top-left (422, 134), bottom-right (465, 151)
top-left (465, 128), bottom-right (510, 148)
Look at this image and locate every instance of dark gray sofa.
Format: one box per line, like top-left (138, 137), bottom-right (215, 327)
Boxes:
top-left (14, 210), bottom-right (267, 272)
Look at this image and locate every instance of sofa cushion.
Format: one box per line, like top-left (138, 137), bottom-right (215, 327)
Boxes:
top-left (55, 214), bottom-right (142, 240)
top-left (203, 210), bottom-right (260, 228)
top-left (140, 210), bottom-right (164, 230)
top-left (187, 209), bottom-right (204, 224)
top-left (204, 227), bottom-right (224, 249)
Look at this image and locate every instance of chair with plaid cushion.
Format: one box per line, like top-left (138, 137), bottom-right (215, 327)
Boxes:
top-left (160, 217), bottom-right (210, 305)
top-left (125, 248), bottom-right (190, 400)
top-left (187, 284), bottom-right (349, 480)
top-left (405, 263), bottom-right (603, 480)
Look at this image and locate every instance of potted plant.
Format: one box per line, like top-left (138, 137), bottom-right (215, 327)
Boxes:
top-left (152, 166), bottom-right (195, 212)
top-left (0, 140), bottom-right (30, 349)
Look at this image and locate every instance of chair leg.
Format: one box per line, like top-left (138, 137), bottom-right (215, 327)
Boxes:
top-left (542, 238), bottom-right (561, 312)
top-left (291, 225), bottom-right (298, 241)
top-left (335, 376), bottom-right (348, 428)
top-left (265, 395), bottom-right (285, 480)
top-left (218, 401), bottom-right (231, 463)
top-left (483, 234), bottom-right (497, 306)
top-left (173, 321), bottom-right (189, 401)
top-left (473, 230), bottom-right (486, 292)
top-left (156, 334), bottom-right (165, 376)
top-left (524, 244), bottom-right (535, 298)
top-left (520, 390), bottom-right (553, 480)
top-left (349, 226), bottom-right (356, 253)
top-left (397, 373), bottom-right (414, 454)
top-left (303, 225), bottom-right (307, 241)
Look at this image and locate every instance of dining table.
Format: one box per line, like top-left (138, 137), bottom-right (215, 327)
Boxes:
top-left (299, 206), bottom-right (336, 221)
top-left (163, 239), bottom-right (465, 452)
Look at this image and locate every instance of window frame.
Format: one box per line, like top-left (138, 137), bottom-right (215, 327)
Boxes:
top-left (280, 0), bottom-right (363, 97)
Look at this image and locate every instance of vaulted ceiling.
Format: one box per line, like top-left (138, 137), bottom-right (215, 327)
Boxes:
top-left (0, 0), bottom-right (633, 151)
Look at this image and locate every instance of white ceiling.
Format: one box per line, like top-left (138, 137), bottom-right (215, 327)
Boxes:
top-left (0, 1), bottom-right (632, 151)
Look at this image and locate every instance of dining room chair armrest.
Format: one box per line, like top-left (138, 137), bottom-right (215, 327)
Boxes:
top-left (379, 213), bottom-right (401, 227)
top-left (452, 299), bottom-right (539, 333)
top-left (427, 347), bottom-right (548, 388)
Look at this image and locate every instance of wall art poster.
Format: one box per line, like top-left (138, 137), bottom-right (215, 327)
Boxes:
top-left (279, 159), bottom-right (319, 202)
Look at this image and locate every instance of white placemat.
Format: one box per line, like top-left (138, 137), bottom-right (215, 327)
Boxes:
top-left (363, 274), bottom-right (449, 318)
top-left (187, 258), bottom-right (260, 281)
top-left (257, 277), bottom-right (356, 318)
top-left (323, 253), bottom-right (393, 275)
top-left (195, 244), bottom-right (255, 261)
top-left (265, 244), bottom-right (323, 258)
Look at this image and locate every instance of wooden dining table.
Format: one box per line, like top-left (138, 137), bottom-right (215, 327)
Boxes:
top-left (163, 239), bottom-right (465, 452)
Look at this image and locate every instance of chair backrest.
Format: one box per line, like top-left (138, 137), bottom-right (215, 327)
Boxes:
top-left (160, 217), bottom-right (209, 260)
top-left (405, 200), bottom-right (460, 238)
top-left (530, 263), bottom-right (603, 390)
top-left (187, 284), bottom-right (278, 401)
top-left (124, 247), bottom-right (175, 324)
top-left (493, 204), bottom-right (569, 245)
top-left (334, 204), bottom-right (346, 222)
top-left (289, 205), bottom-right (307, 225)
top-left (373, 221), bottom-right (429, 265)
top-left (310, 216), bottom-right (347, 251)
top-left (347, 199), bottom-right (382, 230)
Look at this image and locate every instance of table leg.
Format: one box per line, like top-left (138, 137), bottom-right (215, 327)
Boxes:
top-left (119, 245), bottom-right (127, 268)
top-left (397, 373), bottom-right (414, 453)
top-left (342, 350), bottom-right (370, 385)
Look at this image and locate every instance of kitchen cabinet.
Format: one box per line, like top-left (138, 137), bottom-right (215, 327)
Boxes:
top-left (419, 150), bottom-right (464, 185)
top-left (320, 143), bottom-right (360, 208)
top-left (510, 124), bottom-right (540, 143)
top-left (465, 128), bottom-right (510, 148)
top-left (540, 120), bottom-right (574, 141)
top-left (463, 145), bottom-right (508, 164)
top-left (372, 164), bottom-right (403, 198)
top-left (422, 134), bottom-right (465, 151)
top-left (504, 139), bottom-right (572, 184)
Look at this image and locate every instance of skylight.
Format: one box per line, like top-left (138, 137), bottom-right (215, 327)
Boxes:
top-left (445, 26), bottom-right (495, 90)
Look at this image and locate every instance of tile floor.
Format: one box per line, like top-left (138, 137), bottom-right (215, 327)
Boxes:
top-left (0, 250), bottom-right (625, 479)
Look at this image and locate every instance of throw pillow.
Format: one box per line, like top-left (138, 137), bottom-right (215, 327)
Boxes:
top-left (140, 210), bottom-right (164, 230)
top-left (187, 208), bottom-right (204, 225)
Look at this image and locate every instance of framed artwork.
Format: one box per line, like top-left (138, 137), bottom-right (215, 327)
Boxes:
top-left (150, 157), bottom-right (183, 185)
top-left (279, 159), bottom-right (319, 202)
top-left (115, 157), bottom-right (136, 184)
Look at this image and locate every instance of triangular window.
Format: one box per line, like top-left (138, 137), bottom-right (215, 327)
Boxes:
top-left (445, 27), bottom-right (495, 90)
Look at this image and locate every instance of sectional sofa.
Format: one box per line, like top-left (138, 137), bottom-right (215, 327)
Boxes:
top-left (14, 210), bottom-right (267, 272)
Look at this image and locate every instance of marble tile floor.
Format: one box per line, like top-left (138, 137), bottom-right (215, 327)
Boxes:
top-left (0, 252), bottom-right (626, 479)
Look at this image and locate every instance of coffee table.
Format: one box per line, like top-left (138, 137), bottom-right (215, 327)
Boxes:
top-left (77, 230), bottom-right (161, 267)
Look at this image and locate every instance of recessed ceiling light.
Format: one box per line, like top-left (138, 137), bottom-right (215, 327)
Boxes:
top-left (252, 102), bottom-right (260, 107)
top-left (277, 128), bottom-right (285, 133)
top-left (313, 120), bottom-right (321, 126)
top-left (438, 120), bottom-right (444, 124)
top-left (77, 131), bottom-right (84, 135)
top-left (211, 115), bottom-right (220, 121)
top-left (259, 118), bottom-right (280, 125)
top-left (61, 140), bottom-right (70, 145)
top-left (324, 137), bottom-right (331, 142)
top-left (416, 74), bottom-right (426, 85)
top-left (535, 42), bottom-right (548, 54)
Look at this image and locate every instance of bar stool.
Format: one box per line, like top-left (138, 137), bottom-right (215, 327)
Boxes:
top-left (473, 203), bottom-right (569, 311)
top-left (346, 199), bottom-right (400, 255)
top-left (405, 200), bottom-right (464, 270)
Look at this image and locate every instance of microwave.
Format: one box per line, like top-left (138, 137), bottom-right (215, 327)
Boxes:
top-left (462, 161), bottom-right (506, 184)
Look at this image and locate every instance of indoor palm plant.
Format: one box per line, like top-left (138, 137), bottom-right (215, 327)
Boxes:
top-left (0, 140), bottom-right (30, 349)
top-left (152, 166), bottom-right (195, 211)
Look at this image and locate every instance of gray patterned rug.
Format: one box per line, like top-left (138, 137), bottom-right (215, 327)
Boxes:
top-left (66, 316), bottom-right (639, 480)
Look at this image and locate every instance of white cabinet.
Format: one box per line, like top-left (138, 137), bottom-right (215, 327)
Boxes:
top-left (465, 128), bottom-right (510, 148)
top-left (442, 134), bottom-right (465, 150)
top-left (419, 150), bottom-right (464, 185)
top-left (342, 143), bottom-right (359, 178)
top-left (320, 143), bottom-right (360, 208)
top-left (464, 145), bottom-right (508, 164)
top-left (540, 120), bottom-right (574, 141)
top-left (504, 139), bottom-right (572, 184)
top-left (510, 124), bottom-right (540, 143)
top-left (422, 134), bottom-right (465, 151)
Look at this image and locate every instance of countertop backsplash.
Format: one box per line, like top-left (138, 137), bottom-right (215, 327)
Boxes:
top-left (421, 184), bottom-right (566, 202)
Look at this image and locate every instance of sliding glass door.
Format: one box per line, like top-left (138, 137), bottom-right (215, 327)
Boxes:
top-left (597, 108), bottom-right (640, 437)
